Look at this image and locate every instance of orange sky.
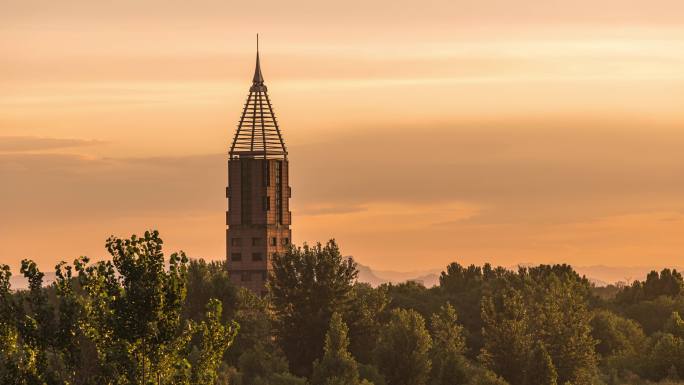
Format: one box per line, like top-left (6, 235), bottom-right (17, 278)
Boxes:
top-left (2, 0), bottom-right (684, 274)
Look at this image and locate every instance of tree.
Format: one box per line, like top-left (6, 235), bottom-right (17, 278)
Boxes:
top-left (479, 289), bottom-right (531, 385)
top-left (664, 311), bottom-right (684, 338)
top-left (384, 281), bottom-right (443, 322)
top-left (430, 303), bottom-right (468, 385)
top-left (479, 266), bottom-right (599, 385)
top-left (311, 312), bottom-right (361, 385)
top-left (0, 264), bottom-right (42, 384)
top-left (191, 299), bottom-right (239, 385)
top-left (530, 273), bottom-right (598, 385)
top-left (525, 342), bottom-right (557, 385)
top-left (269, 240), bottom-right (358, 377)
top-left (74, 230), bottom-right (195, 383)
top-left (228, 288), bottom-right (277, 364)
top-left (439, 263), bottom-right (508, 354)
top-left (616, 269), bottom-right (684, 304)
top-left (590, 310), bottom-right (646, 359)
top-left (636, 312), bottom-right (684, 381)
top-left (184, 259), bottom-right (238, 323)
top-left (346, 283), bottom-right (388, 364)
top-left (375, 308), bottom-right (432, 385)
top-left (642, 331), bottom-right (684, 381)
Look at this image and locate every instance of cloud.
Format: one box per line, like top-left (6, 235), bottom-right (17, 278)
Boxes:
top-left (0, 152), bottom-right (225, 220)
top-left (0, 136), bottom-right (104, 152)
top-left (290, 122), bottom-right (684, 223)
top-left (297, 204), bottom-right (368, 216)
top-left (3, 122), bottom-right (684, 270)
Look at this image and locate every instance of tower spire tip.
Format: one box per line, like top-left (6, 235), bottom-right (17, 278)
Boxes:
top-left (252, 33), bottom-right (264, 86)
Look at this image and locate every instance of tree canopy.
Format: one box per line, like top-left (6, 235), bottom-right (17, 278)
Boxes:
top-left (1, 231), bottom-right (684, 385)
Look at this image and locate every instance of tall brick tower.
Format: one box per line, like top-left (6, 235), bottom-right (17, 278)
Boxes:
top-left (226, 38), bottom-right (291, 294)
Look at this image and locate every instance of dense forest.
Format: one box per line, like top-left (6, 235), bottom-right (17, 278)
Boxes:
top-left (2, 231), bottom-right (684, 385)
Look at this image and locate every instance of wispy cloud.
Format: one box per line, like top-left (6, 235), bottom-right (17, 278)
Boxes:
top-left (0, 136), bottom-right (105, 152)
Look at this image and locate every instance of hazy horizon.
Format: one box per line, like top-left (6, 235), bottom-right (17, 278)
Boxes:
top-left (2, 0), bottom-right (684, 272)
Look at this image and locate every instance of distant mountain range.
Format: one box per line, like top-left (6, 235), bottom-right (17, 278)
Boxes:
top-left (357, 264), bottom-right (441, 287)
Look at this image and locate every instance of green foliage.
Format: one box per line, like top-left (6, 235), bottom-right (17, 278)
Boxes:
top-left (311, 313), bottom-right (361, 385)
top-left (591, 309), bottom-right (646, 358)
top-left (6, 234), bottom-right (684, 385)
top-left (269, 240), bottom-right (358, 377)
top-left (184, 259), bottom-right (238, 323)
top-left (375, 308), bottom-right (432, 385)
top-left (430, 303), bottom-right (468, 385)
top-left (642, 330), bottom-right (684, 381)
top-left (480, 288), bottom-right (531, 385)
top-left (74, 230), bottom-right (195, 384)
top-left (619, 294), bottom-right (684, 335)
top-left (62, 230), bottom-right (239, 385)
top-left (616, 269), bottom-right (684, 304)
top-left (228, 288), bottom-right (277, 364)
top-left (480, 265), bottom-right (599, 385)
top-left (0, 264), bottom-right (42, 384)
top-left (346, 283), bottom-right (389, 364)
top-left (191, 299), bottom-right (238, 385)
top-left (664, 312), bottom-right (684, 339)
top-left (384, 281), bottom-right (444, 322)
top-left (439, 263), bottom-right (508, 354)
top-left (526, 341), bottom-right (557, 385)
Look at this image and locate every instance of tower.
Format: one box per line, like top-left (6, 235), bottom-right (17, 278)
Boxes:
top-left (226, 37), bottom-right (291, 294)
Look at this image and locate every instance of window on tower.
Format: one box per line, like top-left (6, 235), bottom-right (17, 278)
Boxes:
top-left (252, 237), bottom-right (261, 246)
top-left (231, 253), bottom-right (242, 261)
top-left (231, 238), bottom-right (242, 247)
top-left (263, 162), bottom-right (270, 186)
top-left (270, 237), bottom-right (277, 246)
top-left (252, 252), bottom-right (263, 261)
top-left (241, 272), bottom-right (251, 281)
top-left (282, 237), bottom-right (290, 246)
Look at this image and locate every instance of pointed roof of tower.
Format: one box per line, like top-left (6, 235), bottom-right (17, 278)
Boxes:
top-left (252, 35), bottom-right (264, 86)
top-left (230, 36), bottom-right (287, 159)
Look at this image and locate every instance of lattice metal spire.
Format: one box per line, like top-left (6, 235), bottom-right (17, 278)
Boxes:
top-left (229, 35), bottom-right (287, 159)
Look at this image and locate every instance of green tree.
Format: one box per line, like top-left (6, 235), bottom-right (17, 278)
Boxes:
top-left (430, 303), bottom-right (468, 385)
top-left (375, 308), bottom-right (432, 385)
top-left (311, 312), bottom-right (360, 385)
top-left (269, 240), bottom-right (358, 377)
top-left (479, 289), bottom-right (531, 385)
top-left (664, 311), bottom-right (684, 338)
top-left (74, 230), bottom-right (195, 384)
top-left (53, 260), bottom-right (83, 382)
top-left (346, 283), bottom-right (388, 364)
top-left (184, 259), bottom-right (238, 323)
top-left (384, 281), bottom-right (443, 322)
top-left (228, 288), bottom-right (278, 364)
top-left (525, 341), bottom-right (557, 385)
top-left (642, 331), bottom-right (684, 381)
top-left (18, 259), bottom-right (62, 383)
top-left (636, 311), bottom-right (684, 381)
top-left (590, 310), bottom-right (646, 359)
top-left (191, 299), bottom-right (239, 385)
top-left (0, 264), bottom-right (42, 384)
top-left (439, 263), bottom-right (509, 354)
top-left (480, 266), bottom-right (598, 385)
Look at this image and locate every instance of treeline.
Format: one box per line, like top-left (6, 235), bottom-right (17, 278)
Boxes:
top-left (1, 231), bottom-right (684, 385)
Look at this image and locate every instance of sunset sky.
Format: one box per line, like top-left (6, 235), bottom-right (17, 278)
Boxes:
top-left (2, 0), bottom-right (684, 275)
